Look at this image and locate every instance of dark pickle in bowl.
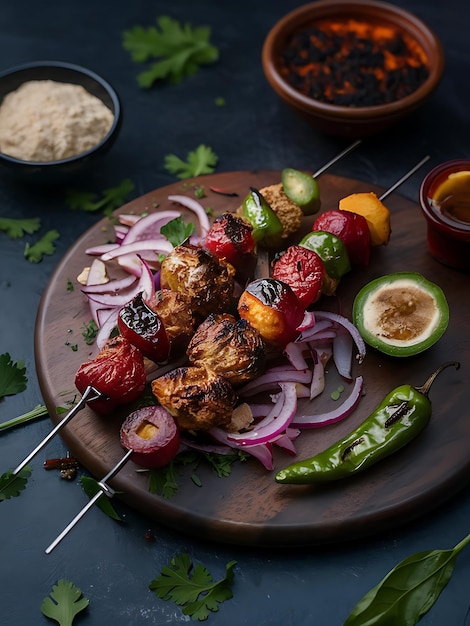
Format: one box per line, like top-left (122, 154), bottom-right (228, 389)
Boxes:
top-left (419, 159), bottom-right (470, 272)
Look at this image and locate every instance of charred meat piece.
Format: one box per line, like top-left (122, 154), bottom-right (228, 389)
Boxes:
top-left (160, 242), bottom-right (235, 319)
top-left (151, 365), bottom-right (236, 431)
top-left (147, 289), bottom-right (197, 356)
top-left (187, 313), bottom-right (266, 386)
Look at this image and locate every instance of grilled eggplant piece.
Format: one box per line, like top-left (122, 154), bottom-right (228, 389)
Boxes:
top-left (187, 313), bottom-right (266, 386)
top-left (160, 242), bottom-right (235, 319)
top-left (151, 365), bottom-right (236, 431)
top-left (147, 289), bottom-right (197, 356)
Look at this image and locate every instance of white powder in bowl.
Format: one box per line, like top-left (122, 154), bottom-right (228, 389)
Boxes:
top-left (0, 79), bottom-right (115, 162)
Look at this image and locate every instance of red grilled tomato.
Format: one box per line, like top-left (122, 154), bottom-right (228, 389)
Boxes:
top-left (118, 291), bottom-right (170, 363)
top-left (312, 209), bottom-right (371, 266)
top-left (204, 212), bottom-right (256, 279)
top-left (75, 335), bottom-right (146, 415)
top-left (237, 278), bottom-right (304, 347)
top-left (120, 405), bottom-right (180, 469)
top-left (271, 245), bottom-right (325, 308)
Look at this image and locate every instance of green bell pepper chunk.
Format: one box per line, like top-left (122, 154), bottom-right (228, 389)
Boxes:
top-left (281, 168), bottom-right (321, 215)
top-left (241, 187), bottom-right (283, 249)
top-left (299, 230), bottom-right (351, 279)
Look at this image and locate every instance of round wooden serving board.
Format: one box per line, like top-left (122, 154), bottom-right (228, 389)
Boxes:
top-left (35, 171), bottom-right (469, 547)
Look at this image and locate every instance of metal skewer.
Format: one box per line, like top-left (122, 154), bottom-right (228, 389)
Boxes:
top-left (379, 155), bottom-right (430, 201)
top-left (12, 385), bottom-right (104, 476)
top-left (45, 448), bottom-right (133, 554)
top-left (312, 138), bottom-right (362, 178)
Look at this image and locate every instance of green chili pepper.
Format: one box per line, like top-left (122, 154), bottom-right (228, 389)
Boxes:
top-left (299, 230), bottom-right (351, 279)
top-left (276, 362), bottom-right (460, 485)
top-left (241, 187), bottom-right (283, 249)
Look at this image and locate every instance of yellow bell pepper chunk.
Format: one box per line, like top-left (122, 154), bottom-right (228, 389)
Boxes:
top-left (339, 191), bottom-right (391, 246)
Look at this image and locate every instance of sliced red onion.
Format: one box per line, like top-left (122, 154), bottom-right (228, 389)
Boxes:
top-left (100, 238), bottom-right (173, 261)
top-left (292, 376), bottom-right (364, 428)
top-left (82, 273), bottom-right (137, 294)
top-left (227, 383), bottom-right (298, 445)
top-left (333, 329), bottom-right (354, 381)
top-left (118, 214), bottom-right (142, 227)
top-left (168, 194), bottom-right (211, 237)
top-left (297, 310), bottom-right (315, 331)
top-left (238, 368), bottom-right (312, 397)
top-left (121, 210), bottom-right (181, 244)
top-left (314, 311), bottom-right (366, 363)
top-left (296, 318), bottom-right (335, 343)
top-left (83, 257), bottom-right (155, 307)
top-left (96, 308), bottom-right (120, 349)
top-left (309, 349), bottom-right (326, 400)
top-left (86, 243), bottom-right (120, 256)
top-left (284, 341), bottom-right (309, 371)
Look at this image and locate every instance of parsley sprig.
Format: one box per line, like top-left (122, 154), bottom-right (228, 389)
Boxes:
top-left (41, 579), bottom-right (89, 626)
top-left (123, 16), bottom-right (219, 88)
top-left (24, 229), bottom-right (59, 263)
top-left (164, 144), bottom-right (218, 179)
top-left (0, 353), bottom-right (27, 398)
top-left (0, 467), bottom-right (31, 501)
top-left (65, 179), bottom-right (134, 216)
top-left (0, 216), bottom-right (41, 239)
top-left (150, 553), bottom-right (236, 621)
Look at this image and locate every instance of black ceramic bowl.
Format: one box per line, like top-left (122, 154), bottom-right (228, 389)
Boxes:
top-left (0, 60), bottom-right (121, 183)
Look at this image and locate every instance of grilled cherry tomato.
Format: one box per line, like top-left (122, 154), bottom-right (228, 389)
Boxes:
top-left (312, 209), bottom-right (371, 266)
top-left (204, 212), bottom-right (257, 280)
top-left (120, 405), bottom-right (180, 469)
top-left (238, 278), bottom-right (304, 347)
top-left (75, 335), bottom-right (146, 415)
top-left (118, 291), bottom-right (170, 363)
top-left (271, 245), bottom-right (325, 308)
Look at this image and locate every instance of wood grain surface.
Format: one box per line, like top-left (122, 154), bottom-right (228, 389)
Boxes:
top-left (34, 171), bottom-right (469, 547)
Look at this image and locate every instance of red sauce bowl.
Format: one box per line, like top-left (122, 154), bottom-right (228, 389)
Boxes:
top-left (262, 0), bottom-right (444, 137)
top-left (419, 159), bottom-right (470, 272)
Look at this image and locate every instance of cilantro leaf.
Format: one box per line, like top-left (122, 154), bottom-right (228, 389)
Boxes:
top-left (81, 320), bottom-right (98, 345)
top-left (0, 466), bottom-right (32, 501)
top-left (80, 475), bottom-right (123, 521)
top-left (0, 353), bottom-right (27, 398)
top-left (164, 144), bottom-right (218, 179)
top-left (149, 553), bottom-right (236, 621)
top-left (123, 16), bottom-right (219, 88)
top-left (160, 216), bottom-right (195, 247)
top-left (0, 216), bottom-right (41, 239)
top-left (65, 179), bottom-right (135, 216)
top-left (24, 229), bottom-right (59, 263)
top-left (41, 579), bottom-right (89, 626)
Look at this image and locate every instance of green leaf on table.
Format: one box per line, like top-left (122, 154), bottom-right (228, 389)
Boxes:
top-left (0, 352), bottom-right (27, 398)
top-left (24, 229), bottom-right (59, 263)
top-left (65, 179), bottom-right (135, 216)
top-left (344, 532), bottom-right (470, 626)
top-left (41, 579), bottom-right (89, 626)
top-left (80, 475), bottom-right (123, 521)
top-left (123, 16), bottom-right (219, 88)
top-left (0, 466), bottom-right (32, 501)
top-left (149, 553), bottom-right (236, 621)
top-left (0, 216), bottom-right (41, 239)
top-left (164, 144), bottom-right (218, 179)
top-left (160, 216), bottom-right (195, 247)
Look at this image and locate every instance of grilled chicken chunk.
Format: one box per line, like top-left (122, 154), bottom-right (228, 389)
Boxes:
top-left (160, 242), bottom-right (235, 319)
top-left (151, 365), bottom-right (236, 431)
top-left (187, 313), bottom-right (266, 386)
top-left (147, 289), bottom-right (197, 356)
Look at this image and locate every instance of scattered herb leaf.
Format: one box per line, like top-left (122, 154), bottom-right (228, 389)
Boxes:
top-left (148, 450), bottom-right (246, 499)
top-left (149, 553), bottom-right (236, 621)
top-left (80, 475), bottom-right (123, 521)
top-left (164, 144), bottom-right (218, 179)
top-left (0, 466), bottom-right (32, 501)
top-left (65, 179), bottom-right (135, 216)
top-left (160, 216), bottom-right (195, 247)
top-left (344, 532), bottom-right (470, 626)
top-left (0, 352), bottom-right (27, 398)
top-left (194, 186), bottom-right (205, 199)
top-left (41, 579), bottom-right (89, 626)
top-left (81, 320), bottom-right (99, 345)
top-left (123, 16), bottom-right (219, 88)
top-left (0, 403), bottom-right (48, 432)
top-left (0, 216), bottom-right (41, 239)
top-left (66, 279), bottom-right (74, 292)
top-left (24, 229), bottom-right (59, 263)
top-left (215, 97), bottom-right (225, 106)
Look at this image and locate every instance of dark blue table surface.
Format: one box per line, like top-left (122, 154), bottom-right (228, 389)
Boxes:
top-left (1, 1), bottom-right (469, 624)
